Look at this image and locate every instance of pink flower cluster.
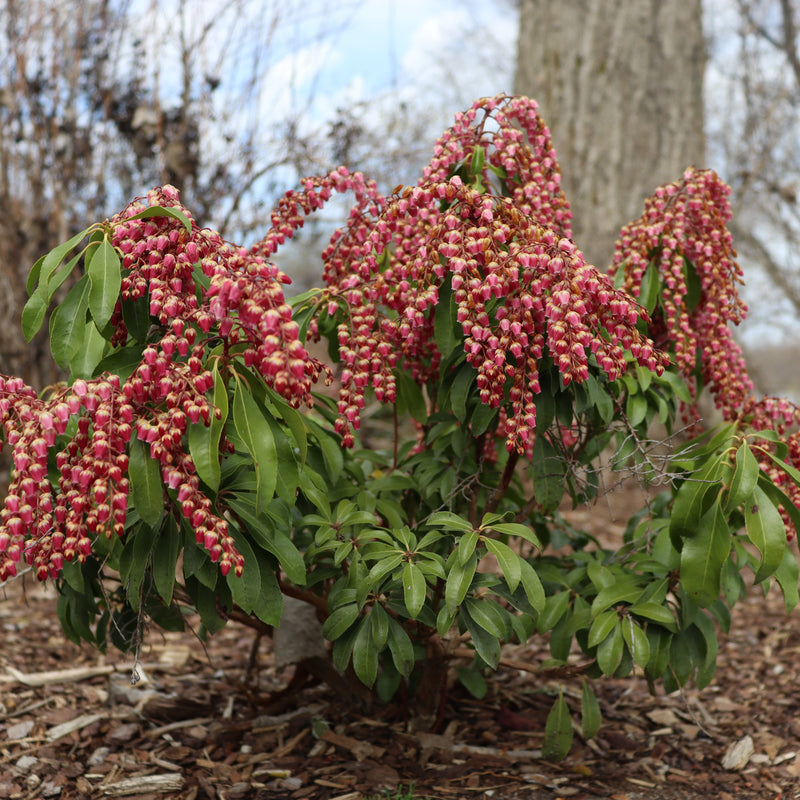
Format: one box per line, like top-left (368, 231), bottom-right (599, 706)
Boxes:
top-left (612, 168), bottom-right (800, 534)
top-left (611, 167), bottom-right (750, 414)
top-left (111, 186), bottom-right (326, 408)
top-left (278, 96), bottom-right (666, 451)
top-left (0, 375), bottom-right (131, 581)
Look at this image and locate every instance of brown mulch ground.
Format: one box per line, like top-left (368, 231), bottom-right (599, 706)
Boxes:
top-left (2, 495), bottom-right (800, 800)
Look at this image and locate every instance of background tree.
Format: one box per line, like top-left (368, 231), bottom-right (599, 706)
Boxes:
top-left (0, 0), bottom-right (357, 387)
top-left (513, 0), bottom-right (706, 270)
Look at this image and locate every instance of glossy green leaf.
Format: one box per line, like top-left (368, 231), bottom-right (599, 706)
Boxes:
top-left (463, 611), bottom-right (501, 668)
top-left (369, 603), bottom-right (390, 649)
top-left (322, 603), bottom-right (359, 641)
top-left (726, 442), bottom-right (760, 512)
top-left (745, 485), bottom-right (787, 583)
top-left (22, 226), bottom-right (91, 340)
top-left (596, 622), bottom-right (624, 675)
top-left (457, 530), bottom-right (479, 566)
top-left (127, 204), bottom-right (192, 232)
top-left (483, 538), bottom-right (521, 593)
top-left (352, 619), bottom-right (379, 687)
top-left (449, 363), bottom-right (475, 422)
top-left (49, 274), bottom-right (90, 368)
top-left (628, 601), bottom-right (677, 631)
top-left (621, 618), bottom-right (651, 669)
top-left (427, 511), bottom-right (474, 533)
top-left (464, 597), bottom-right (507, 639)
top-left (152, 521), bottom-right (180, 605)
top-left (129, 436), bottom-right (163, 527)
top-left (538, 590), bottom-right (571, 634)
top-left (386, 617), bottom-right (415, 676)
top-left (457, 667), bottom-right (488, 699)
top-left (188, 366), bottom-right (227, 492)
top-left (581, 681), bottom-right (602, 739)
top-left (680, 503), bottom-right (731, 607)
top-left (542, 693), bottom-right (573, 761)
top-left (445, 552), bottom-right (477, 612)
top-left (434, 277), bottom-right (460, 361)
top-left (69, 318), bottom-right (107, 378)
top-left (87, 237), bottom-right (121, 330)
top-left (518, 559), bottom-right (545, 613)
top-left (530, 434), bottom-right (565, 512)
top-left (402, 562), bottom-right (426, 619)
top-left (670, 454), bottom-right (726, 538)
top-left (587, 609), bottom-right (618, 648)
top-left (232, 381), bottom-right (277, 512)
top-left (226, 532), bottom-right (261, 614)
top-left (485, 521), bottom-right (542, 550)
top-left (773, 547), bottom-right (800, 612)
top-left (590, 581), bottom-right (643, 616)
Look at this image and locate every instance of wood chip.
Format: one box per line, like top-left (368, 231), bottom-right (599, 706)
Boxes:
top-left (722, 735), bottom-right (754, 770)
top-left (102, 773), bottom-right (185, 796)
top-left (3, 664), bottom-right (117, 686)
top-left (46, 712), bottom-right (104, 742)
top-left (320, 729), bottom-right (384, 761)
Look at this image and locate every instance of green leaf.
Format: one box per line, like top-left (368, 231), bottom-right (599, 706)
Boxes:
top-left (518, 559), bottom-right (545, 613)
top-left (530, 435), bottom-right (565, 512)
top-left (121, 296), bottom-right (152, 343)
top-left (188, 365), bottom-right (228, 492)
top-left (22, 226), bottom-right (91, 340)
top-left (483, 538), bottom-right (522, 593)
top-left (369, 603), bottom-right (390, 649)
top-left (773, 547), bottom-right (799, 612)
top-left (626, 392), bottom-right (648, 428)
top-left (322, 603), bottom-right (359, 640)
top-left (457, 529), bottom-right (480, 566)
top-left (680, 502), bottom-right (731, 607)
top-left (463, 611), bottom-right (501, 668)
top-left (542, 693), bottom-right (573, 761)
top-left (395, 369), bottom-right (428, 423)
top-left (485, 521), bottom-right (542, 550)
top-left (402, 562), bottom-right (426, 619)
top-left (726, 442), bottom-right (760, 512)
top-left (621, 617), bottom-right (651, 669)
top-left (449, 363), bottom-right (475, 423)
top-left (127, 205), bottom-right (193, 232)
top-left (581, 681), bottom-right (602, 739)
top-left (352, 619), bottom-right (379, 687)
top-left (628, 601), bottom-right (677, 631)
top-left (587, 609), bottom-right (618, 648)
top-left (445, 552), bottom-right (477, 612)
top-left (744, 485), bottom-right (787, 583)
top-left (152, 520), bottom-right (180, 605)
top-left (129, 436), bottom-right (163, 528)
top-left (427, 511), bottom-right (474, 533)
top-left (597, 622), bottom-right (624, 675)
top-left (87, 237), bottom-right (121, 330)
top-left (49, 274), bottom-right (90, 368)
top-left (670, 454), bottom-right (726, 538)
top-left (266, 387), bottom-right (308, 465)
top-left (69, 321), bottom-right (107, 378)
top-left (590, 581), bottom-right (643, 616)
top-left (25, 254), bottom-right (45, 297)
top-left (457, 667), bottom-right (488, 700)
top-left (387, 617), bottom-right (415, 677)
top-left (538, 590), bottom-right (571, 634)
top-left (434, 277), bottom-right (460, 361)
top-left (232, 381), bottom-right (277, 512)
top-left (638, 262), bottom-right (660, 314)
top-left (226, 531), bottom-right (261, 614)
top-left (464, 597), bottom-right (507, 639)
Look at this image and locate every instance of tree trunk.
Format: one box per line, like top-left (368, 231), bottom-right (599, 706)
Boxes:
top-left (514, 0), bottom-right (706, 269)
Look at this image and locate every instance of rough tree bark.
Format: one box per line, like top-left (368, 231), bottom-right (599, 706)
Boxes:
top-left (514, 0), bottom-right (706, 269)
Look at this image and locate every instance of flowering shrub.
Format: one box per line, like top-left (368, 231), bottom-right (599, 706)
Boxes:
top-left (2, 95), bottom-right (799, 759)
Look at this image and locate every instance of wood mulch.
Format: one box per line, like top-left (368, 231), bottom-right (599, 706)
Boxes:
top-left (2, 487), bottom-right (799, 800)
